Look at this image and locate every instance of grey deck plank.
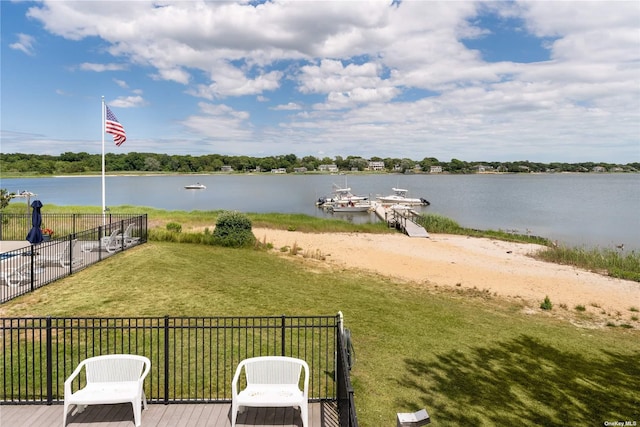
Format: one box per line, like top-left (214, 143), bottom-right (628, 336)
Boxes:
top-left (0, 402), bottom-right (338, 427)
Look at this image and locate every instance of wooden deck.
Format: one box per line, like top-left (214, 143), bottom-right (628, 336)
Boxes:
top-left (1, 401), bottom-right (339, 427)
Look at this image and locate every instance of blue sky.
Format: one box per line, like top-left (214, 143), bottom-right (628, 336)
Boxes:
top-left (1, 0), bottom-right (639, 163)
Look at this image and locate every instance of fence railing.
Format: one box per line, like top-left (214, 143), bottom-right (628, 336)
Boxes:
top-left (0, 214), bottom-right (147, 304)
top-left (337, 321), bottom-right (359, 427)
top-left (0, 213), bottom-right (145, 242)
top-left (0, 315), bottom-right (352, 407)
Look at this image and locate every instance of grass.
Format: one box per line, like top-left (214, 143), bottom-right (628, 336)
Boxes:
top-left (2, 242), bottom-right (639, 426)
top-left (2, 205), bottom-right (640, 425)
top-left (415, 213), bottom-right (552, 245)
top-left (534, 245), bottom-right (640, 281)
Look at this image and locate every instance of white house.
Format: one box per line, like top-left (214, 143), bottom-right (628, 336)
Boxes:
top-left (368, 161), bottom-right (385, 171)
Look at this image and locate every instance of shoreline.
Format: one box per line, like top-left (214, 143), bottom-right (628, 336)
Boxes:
top-left (253, 228), bottom-right (640, 329)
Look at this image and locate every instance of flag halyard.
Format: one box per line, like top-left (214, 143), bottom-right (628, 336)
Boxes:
top-left (105, 105), bottom-right (127, 146)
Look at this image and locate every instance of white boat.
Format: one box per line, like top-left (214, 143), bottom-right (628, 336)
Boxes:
top-left (376, 188), bottom-right (429, 206)
top-left (316, 185), bottom-right (368, 207)
top-left (329, 200), bottom-right (373, 213)
top-left (184, 183), bottom-right (206, 190)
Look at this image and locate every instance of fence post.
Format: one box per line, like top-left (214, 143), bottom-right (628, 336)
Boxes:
top-left (280, 315), bottom-right (286, 356)
top-left (66, 237), bottom-right (72, 274)
top-left (30, 247), bottom-right (36, 293)
top-left (164, 315), bottom-right (170, 405)
top-left (46, 316), bottom-right (53, 405)
top-left (119, 219), bottom-right (124, 251)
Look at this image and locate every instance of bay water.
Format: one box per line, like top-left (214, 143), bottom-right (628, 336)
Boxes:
top-left (3, 173), bottom-right (638, 251)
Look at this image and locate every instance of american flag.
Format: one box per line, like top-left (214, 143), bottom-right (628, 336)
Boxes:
top-left (105, 105), bottom-right (127, 146)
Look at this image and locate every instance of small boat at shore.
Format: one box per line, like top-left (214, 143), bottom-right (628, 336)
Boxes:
top-left (184, 183), bottom-right (206, 190)
top-left (329, 200), bottom-right (374, 213)
top-left (316, 185), bottom-right (368, 208)
top-left (376, 188), bottom-right (429, 206)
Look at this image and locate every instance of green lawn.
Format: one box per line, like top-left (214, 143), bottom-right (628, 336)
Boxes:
top-left (3, 238), bottom-right (638, 426)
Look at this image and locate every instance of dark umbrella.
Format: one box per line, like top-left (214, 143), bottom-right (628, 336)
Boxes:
top-left (26, 200), bottom-right (44, 244)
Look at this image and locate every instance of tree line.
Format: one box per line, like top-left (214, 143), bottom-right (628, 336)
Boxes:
top-left (1, 152), bottom-right (637, 175)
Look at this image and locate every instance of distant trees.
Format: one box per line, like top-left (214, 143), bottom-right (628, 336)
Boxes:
top-left (0, 152), bottom-right (636, 175)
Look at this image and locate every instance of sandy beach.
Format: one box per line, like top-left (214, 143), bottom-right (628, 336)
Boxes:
top-left (253, 228), bottom-right (640, 327)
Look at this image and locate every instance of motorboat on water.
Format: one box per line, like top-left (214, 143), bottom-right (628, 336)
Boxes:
top-left (316, 186), bottom-right (368, 208)
top-left (329, 200), bottom-right (374, 213)
top-left (184, 183), bottom-right (206, 190)
top-left (376, 188), bottom-right (429, 206)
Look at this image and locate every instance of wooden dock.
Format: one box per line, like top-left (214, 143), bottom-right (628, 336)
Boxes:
top-left (374, 204), bottom-right (428, 238)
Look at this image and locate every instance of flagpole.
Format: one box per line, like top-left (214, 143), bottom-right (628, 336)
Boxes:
top-left (101, 96), bottom-right (106, 217)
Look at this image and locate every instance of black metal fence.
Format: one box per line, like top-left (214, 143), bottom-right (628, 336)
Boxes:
top-left (0, 214), bottom-right (147, 304)
top-left (0, 313), bottom-right (357, 424)
top-left (0, 213), bottom-right (145, 242)
top-left (336, 325), bottom-right (359, 427)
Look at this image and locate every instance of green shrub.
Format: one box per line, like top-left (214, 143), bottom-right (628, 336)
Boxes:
top-left (540, 296), bottom-right (553, 310)
top-left (212, 211), bottom-right (256, 248)
top-left (166, 222), bottom-right (182, 233)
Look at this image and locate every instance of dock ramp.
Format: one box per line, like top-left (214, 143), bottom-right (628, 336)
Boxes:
top-left (402, 219), bottom-right (429, 237)
top-left (374, 205), bottom-right (429, 238)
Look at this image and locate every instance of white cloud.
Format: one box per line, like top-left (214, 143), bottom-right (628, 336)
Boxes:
top-left (109, 96), bottom-right (146, 108)
top-left (181, 102), bottom-right (254, 141)
top-left (9, 33), bottom-right (36, 55)
top-left (80, 63), bottom-right (127, 72)
top-left (9, 0), bottom-right (640, 161)
top-left (113, 79), bottom-right (129, 89)
top-left (272, 102), bottom-right (302, 111)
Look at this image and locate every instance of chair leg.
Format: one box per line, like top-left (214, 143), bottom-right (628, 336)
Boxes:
top-left (132, 400), bottom-right (141, 427)
top-left (231, 402), bottom-right (238, 427)
top-left (301, 403), bottom-right (308, 427)
top-left (62, 402), bottom-right (69, 427)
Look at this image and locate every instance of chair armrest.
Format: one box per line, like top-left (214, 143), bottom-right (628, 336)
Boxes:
top-left (302, 362), bottom-right (309, 398)
top-left (138, 357), bottom-right (151, 385)
top-left (231, 360), bottom-right (246, 398)
top-left (64, 360), bottom-right (87, 395)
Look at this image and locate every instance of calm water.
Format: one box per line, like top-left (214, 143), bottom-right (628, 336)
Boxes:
top-left (3, 173), bottom-right (639, 251)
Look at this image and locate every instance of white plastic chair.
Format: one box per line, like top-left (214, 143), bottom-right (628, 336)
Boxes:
top-left (231, 356), bottom-right (309, 427)
top-left (63, 354), bottom-right (150, 427)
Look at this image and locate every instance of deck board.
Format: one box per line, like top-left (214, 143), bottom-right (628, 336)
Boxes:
top-left (0, 402), bottom-right (338, 427)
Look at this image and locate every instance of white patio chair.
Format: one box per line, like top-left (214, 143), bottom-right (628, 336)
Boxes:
top-left (81, 229), bottom-right (121, 253)
top-left (63, 354), bottom-right (150, 427)
top-left (117, 223), bottom-right (141, 247)
top-left (231, 356), bottom-right (309, 427)
top-left (101, 229), bottom-right (122, 253)
top-left (0, 261), bottom-right (40, 287)
top-left (39, 240), bottom-right (83, 268)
